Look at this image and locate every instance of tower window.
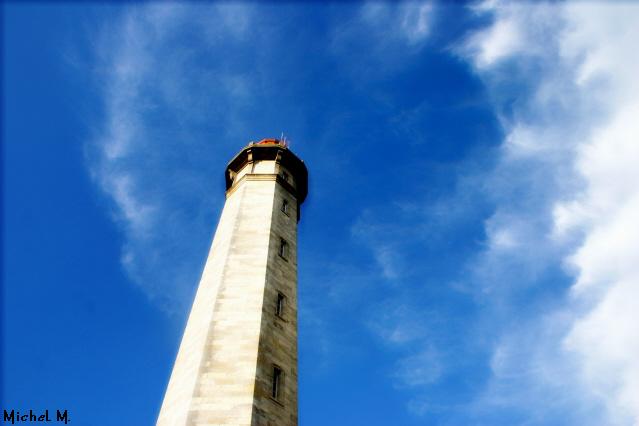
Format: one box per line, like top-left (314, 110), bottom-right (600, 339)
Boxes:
top-left (281, 199), bottom-right (289, 214)
top-left (275, 292), bottom-right (285, 317)
top-left (278, 238), bottom-right (289, 259)
top-left (272, 366), bottom-right (283, 401)
top-left (281, 171), bottom-right (289, 182)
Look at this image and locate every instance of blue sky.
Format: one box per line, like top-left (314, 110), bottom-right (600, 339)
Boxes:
top-left (3, 2), bottom-right (639, 425)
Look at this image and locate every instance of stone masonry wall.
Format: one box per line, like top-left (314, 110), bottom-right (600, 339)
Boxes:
top-left (251, 178), bottom-right (298, 426)
top-left (157, 157), bottom-right (299, 426)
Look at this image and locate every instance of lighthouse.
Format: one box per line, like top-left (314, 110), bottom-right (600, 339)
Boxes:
top-left (158, 139), bottom-right (308, 426)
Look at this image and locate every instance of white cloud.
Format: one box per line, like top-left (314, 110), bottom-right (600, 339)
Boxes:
top-left (325, 2), bottom-right (639, 422)
top-left (335, 1), bottom-right (434, 61)
top-left (393, 346), bottom-right (443, 387)
top-left (562, 102), bottom-right (639, 420)
top-left (468, 15), bottom-right (522, 68)
top-left (87, 4), bottom-right (256, 313)
top-left (351, 210), bottom-right (409, 281)
top-left (399, 2), bottom-right (433, 44)
top-left (367, 302), bottom-right (436, 345)
top-left (108, 174), bottom-right (156, 236)
top-left (566, 277), bottom-right (639, 422)
top-left (461, 2), bottom-right (639, 424)
top-left (374, 246), bottom-right (400, 280)
top-left (463, 2), bottom-right (559, 69)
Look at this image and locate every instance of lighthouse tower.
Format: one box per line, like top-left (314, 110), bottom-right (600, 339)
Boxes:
top-left (157, 139), bottom-right (308, 426)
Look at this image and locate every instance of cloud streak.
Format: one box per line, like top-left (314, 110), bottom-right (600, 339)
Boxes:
top-left (352, 2), bottom-right (639, 423)
top-left (87, 4), bottom-right (257, 314)
top-left (460, 2), bottom-right (639, 424)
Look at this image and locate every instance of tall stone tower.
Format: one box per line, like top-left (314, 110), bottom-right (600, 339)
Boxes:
top-left (158, 139), bottom-right (308, 426)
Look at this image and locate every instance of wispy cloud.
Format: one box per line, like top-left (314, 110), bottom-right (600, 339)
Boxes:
top-left (365, 297), bottom-right (456, 416)
top-left (459, 2), bottom-right (639, 424)
top-left (330, 1), bottom-right (436, 80)
top-left (87, 4), bottom-right (256, 314)
top-left (351, 1), bottom-right (639, 423)
top-left (462, 2), bottom-right (560, 70)
top-left (360, 1), bottom-right (434, 45)
top-left (393, 346), bottom-right (443, 387)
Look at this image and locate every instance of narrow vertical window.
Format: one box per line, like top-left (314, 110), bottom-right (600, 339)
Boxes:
top-left (278, 238), bottom-right (288, 259)
top-left (281, 171), bottom-right (289, 182)
top-left (272, 366), bottom-right (283, 400)
top-left (275, 292), bottom-right (285, 317)
top-left (281, 199), bottom-right (289, 214)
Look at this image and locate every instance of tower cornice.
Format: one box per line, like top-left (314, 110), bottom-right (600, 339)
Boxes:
top-left (225, 141), bottom-right (308, 204)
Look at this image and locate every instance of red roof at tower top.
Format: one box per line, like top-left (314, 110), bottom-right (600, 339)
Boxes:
top-left (255, 138), bottom-right (287, 147)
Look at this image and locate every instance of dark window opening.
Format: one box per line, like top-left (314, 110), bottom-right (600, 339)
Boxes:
top-left (281, 199), bottom-right (289, 214)
top-left (278, 238), bottom-right (288, 259)
top-left (281, 171), bottom-right (289, 182)
top-left (272, 366), bottom-right (283, 400)
top-left (276, 293), bottom-right (285, 317)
